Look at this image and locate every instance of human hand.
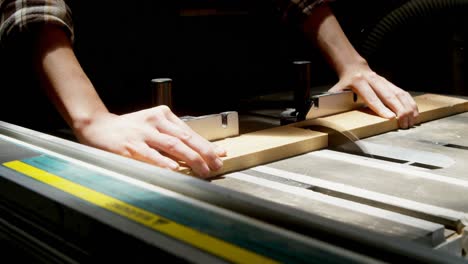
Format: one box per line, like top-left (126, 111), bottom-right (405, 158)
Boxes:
top-left (73, 105), bottom-right (226, 178)
top-left (329, 61), bottom-right (419, 129)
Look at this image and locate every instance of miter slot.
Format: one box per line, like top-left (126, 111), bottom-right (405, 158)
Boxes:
top-left (442, 143), bottom-right (468, 151)
top-left (408, 162), bottom-right (443, 170)
top-left (418, 140), bottom-right (468, 151)
top-left (331, 141), bottom-right (448, 170)
top-left (358, 153), bottom-right (408, 164)
top-left (340, 151), bottom-right (444, 170)
top-left (357, 153), bottom-right (443, 169)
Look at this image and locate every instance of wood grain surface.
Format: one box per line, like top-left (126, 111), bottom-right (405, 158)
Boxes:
top-left (180, 94), bottom-right (468, 178)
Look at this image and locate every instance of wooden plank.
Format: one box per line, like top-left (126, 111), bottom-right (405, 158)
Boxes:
top-left (180, 126), bottom-right (327, 177)
top-left (180, 94), bottom-right (468, 177)
top-left (292, 93), bottom-right (468, 140)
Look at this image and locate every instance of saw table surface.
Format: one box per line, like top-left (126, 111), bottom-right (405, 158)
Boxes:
top-left (211, 108), bottom-right (468, 257)
top-left (2, 93), bottom-right (468, 262)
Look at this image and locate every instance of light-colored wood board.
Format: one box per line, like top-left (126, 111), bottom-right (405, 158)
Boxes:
top-left (180, 94), bottom-right (468, 177)
top-left (292, 93), bottom-right (468, 140)
top-left (179, 126), bottom-right (327, 177)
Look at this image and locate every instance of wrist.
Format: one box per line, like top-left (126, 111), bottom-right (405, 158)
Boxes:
top-left (335, 56), bottom-right (369, 77)
top-left (71, 110), bottom-right (114, 142)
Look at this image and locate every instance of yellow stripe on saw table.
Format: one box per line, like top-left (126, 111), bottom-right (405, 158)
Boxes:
top-left (3, 160), bottom-right (279, 264)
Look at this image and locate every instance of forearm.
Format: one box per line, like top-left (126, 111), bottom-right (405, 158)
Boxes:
top-left (31, 25), bottom-right (225, 177)
top-left (302, 3), bottom-right (366, 77)
top-left (33, 25), bottom-right (109, 133)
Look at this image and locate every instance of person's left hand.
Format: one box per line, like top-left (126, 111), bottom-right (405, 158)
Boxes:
top-left (329, 61), bottom-right (419, 129)
top-left (73, 106), bottom-right (226, 178)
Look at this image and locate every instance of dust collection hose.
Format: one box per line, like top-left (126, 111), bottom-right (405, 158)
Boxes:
top-left (360, 0), bottom-right (468, 58)
top-left (358, 0), bottom-right (468, 95)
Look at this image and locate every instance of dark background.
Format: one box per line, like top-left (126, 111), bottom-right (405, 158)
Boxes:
top-left (67, 0), bottom-right (468, 113)
top-left (1, 0), bottom-right (468, 132)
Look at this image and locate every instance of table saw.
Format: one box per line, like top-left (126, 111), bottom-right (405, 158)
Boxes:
top-left (1, 93), bottom-right (468, 263)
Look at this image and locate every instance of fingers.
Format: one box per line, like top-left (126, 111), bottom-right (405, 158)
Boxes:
top-left (155, 106), bottom-right (227, 158)
top-left (145, 131), bottom-right (220, 178)
top-left (138, 105), bottom-right (226, 177)
top-left (162, 108), bottom-right (228, 158)
top-left (159, 112), bottom-right (225, 164)
top-left (340, 72), bottom-right (419, 129)
top-left (386, 82), bottom-right (419, 127)
top-left (124, 141), bottom-right (180, 171)
top-left (351, 79), bottom-right (396, 119)
top-left (82, 108), bottom-right (224, 178)
top-left (368, 76), bottom-right (419, 129)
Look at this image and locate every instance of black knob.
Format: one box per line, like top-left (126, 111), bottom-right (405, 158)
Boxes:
top-left (292, 61), bottom-right (311, 120)
top-left (151, 78), bottom-right (173, 108)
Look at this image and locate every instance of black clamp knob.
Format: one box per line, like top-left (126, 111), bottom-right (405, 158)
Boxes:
top-left (280, 61), bottom-right (312, 125)
top-left (151, 78), bottom-right (173, 108)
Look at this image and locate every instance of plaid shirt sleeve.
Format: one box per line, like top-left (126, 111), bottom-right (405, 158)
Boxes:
top-left (275, 0), bottom-right (335, 25)
top-left (0, 0), bottom-right (74, 43)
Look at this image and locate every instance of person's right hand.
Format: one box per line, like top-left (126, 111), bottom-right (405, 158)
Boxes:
top-left (73, 105), bottom-right (226, 178)
top-left (328, 60), bottom-right (419, 129)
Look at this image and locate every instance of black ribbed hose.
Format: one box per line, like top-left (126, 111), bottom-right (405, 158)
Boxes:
top-left (361, 0), bottom-right (468, 58)
top-left (359, 0), bottom-right (468, 95)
